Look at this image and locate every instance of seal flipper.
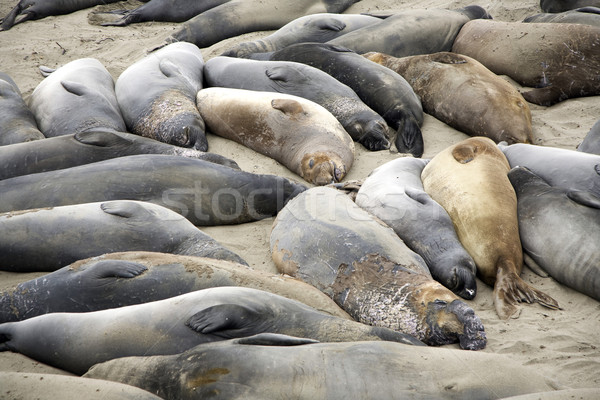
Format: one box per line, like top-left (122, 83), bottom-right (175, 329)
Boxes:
top-left (271, 98), bottom-right (305, 116)
top-left (523, 252), bottom-right (550, 278)
top-left (235, 333), bottom-right (318, 346)
top-left (61, 80), bottom-right (93, 97)
top-left (394, 116), bottom-right (424, 158)
top-left (75, 130), bottom-right (134, 147)
top-left (100, 201), bottom-right (144, 218)
top-left (521, 87), bottom-right (564, 107)
top-left (566, 190), bottom-right (600, 209)
top-left (83, 260), bottom-right (148, 279)
top-left (0, 323), bottom-right (15, 351)
top-left (315, 17), bottom-right (346, 32)
top-left (186, 304), bottom-right (265, 337)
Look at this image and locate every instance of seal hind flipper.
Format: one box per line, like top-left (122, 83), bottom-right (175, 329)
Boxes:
top-left (75, 130), bottom-right (133, 147)
top-left (236, 333), bottom-right (318, 346)
top-left (38, 65), bottom-right (56, 77)
top-left (84, 260), bottom-right (148, 279)
top-left (394, 115), bottom-right (424, 158)
top-left (186, 304), bottom-right (265, 336)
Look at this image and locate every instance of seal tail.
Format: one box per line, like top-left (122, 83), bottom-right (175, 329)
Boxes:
top-left (493, 258), bottom-right (561, 320)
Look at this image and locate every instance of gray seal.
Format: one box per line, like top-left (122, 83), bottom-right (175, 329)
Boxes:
top-left (116, 42), bottom-right (208, 151)
top-left (0, 154), bottom-right (307, 226)
top-left (508, 166), bottom-right (600, 302)
top-left (355, 157), bottom-right (478, 300)
top-left (203, 56), bottom-right (390, 151)
top-left (84, 333), bottom-right (559, 400)
top-left (28, 58), bottom-right (126, 137)
top-left (0, 129), bottom-right (238, 181)
top-left (0, 286), bottom-right (422, 375)
top-left (541, 0), bottom-right (600, 13)
top-left (524, 7), bottom-right (600, 27)
top-left (578, 118), bottom-right (600, 155)
top-left (0, 201), bottom-right (246, 273)
top-left (0, 251), bottom-right (349, 323)
top-left (0, 72), bottom-right (44, 145)
top-left (271, 186), bottom-right (486, 350)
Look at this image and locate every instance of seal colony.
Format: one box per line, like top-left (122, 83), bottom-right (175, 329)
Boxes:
top-left (1, 0), bottom-right (599, 396)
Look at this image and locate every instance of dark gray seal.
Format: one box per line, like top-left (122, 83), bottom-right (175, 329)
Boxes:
top-left (267, 43), bottom-right (424, 157)
top-left (84, 333), bottom-right (559, 400)
top-left (355, 157), bottom-right (478, 300)
top-left (508, 166), bottom-right (600, 302)
top-left (524, 7), bottom-right (600, 27)
top-left (578, 118), bottom-right (600, 154)
top-left (116, 42), bottom-right (208, 151)
top-left (0, 251), bottom-right (350, 323)
top-left (0, 72), bottom-right (44, 145)
top-left (271, 186), bottom-right (486, 350)
top-left (0, 129), bottom-right (238, 181)
top-left (0, 154), bottom-right (307, 226)
top-left (222, 13), bottom-right (381, 58)
top-left (541, 0), bottom-right (600, 13)
top-left (326, 6), bottom-right (492, 58)
top-left (0, 286), bottom-right (422, 375)
top-left (28, 58), bottom-right (126, 137)
top-left (203, 56), bottom-right (390, 151)
top-left (499, 143), bottom-right (600, 197)
top-left (161, 0), bottom-right (360, 49)
top-left (0, 201), bottom-right (246, 272)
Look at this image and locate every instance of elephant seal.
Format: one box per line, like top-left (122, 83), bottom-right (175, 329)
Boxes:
top-left (161, 0), bottom-right (360, 49)
top-left (196, 87), bottom-right (354, 185)
top-left (0, 129), bottom-right (238, 181)
top-left (499, 143), bottom-right (600, 197)
top-left (524, 7), bottom-right (600, 27)
top-left (0, 372), bottom-right (163, 400)
top-left (267, 43), bottom-right (424, 157)
top-left (541, 0), bottom-right (600, 13)
top-left (421, 137), bottom-right (560, 319)
top-left (363, 52), bottom-right (533, 145)
top-left (28, 58), bottom-right (126, 136)
top-left (508, 167), bottom-right (600, 302)
top-left (222, 13), bottom-right (381, 58)
top-left (203, 57), bottom-right (390, 151)
top-left (271, 186), bottom-right (486, 350)
top-left (0, 0), bottom-right (122, 30)
top-left (0, 200), bottom-right (246, 272)
top-left (578, 118), bottom-right (600, 154)
top-left (84, 333), bottom-right (559, 400)
top-left (326, 6), bottom-right (491, 58)
top-left (0, 154), bottom-right (307, 226)
top-left (355, 157), bottom-right (478, 300)
top-left (0, 286), bottom-right (423, 375)
top-left (0, 251), bottom-right (350, 323)
top-left (452, 20), bottom-right (600, 106)
top-left (116, 42), bottom-right (208, 151)
top-left (0, 72), bottom-right (44, 145)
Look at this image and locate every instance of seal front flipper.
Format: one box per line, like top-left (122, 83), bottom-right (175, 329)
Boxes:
top-left (101, 201), bottom-right (146, 218)
top-left (61, 80), bottom-right (93, 97)
top-left (523, 252), bottom-right (550, 278)
top-left (566, 189), bottom-right (600, 209)
top-left (186, 304), bottom-right (266, 338)
top-left (521, 87), bottom-right (564, 107)
top-left (82, 260), bottom-right (148, 279)
top-left (236, 333), bottom-right (318, 346)
top-left (75, 130), bottom-right (134, 147)
top-left (315, 17), bottom-right (346, 32)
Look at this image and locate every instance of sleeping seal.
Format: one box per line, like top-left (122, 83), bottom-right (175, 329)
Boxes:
top-left (0, 72), bottom-right (44, 145)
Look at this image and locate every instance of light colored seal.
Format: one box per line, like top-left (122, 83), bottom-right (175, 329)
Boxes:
top-left (421, 137), bottom-right (560, 319)
top-left (0, 72), bottom-right (44, 145)
top-left (0, 154), bottom-right (307, 226)
top-left (355, 157), bottom-right (478, 299)
top-left (28, 58), bottom-right (126, 136)
top-left (0, 200), bottom-right (246, 273)
top-left (578, 118), bottom-right (600, 155)
top-left (116, 42), bottom-right (208, 151)
top-left (271, 186), bottom-right (487, 350)
top-left (0, 129), bottom-right (238, 181)
top-left (0, 286), bottom-right (423, 375)
top-left (452, 19), bottom-right (600, 106)
top-left (524, 7), bottom-right (600, 27)
top-left (363, 51), bottom-right (533, 145)
top-left (196, 87), bottom-right (354, 185)
top-left (203, 56), bottom-right (390, 151)
top-left (508, 167), bottom-right (600, 302)
top-left (84, 333), bottom-right (560, 400)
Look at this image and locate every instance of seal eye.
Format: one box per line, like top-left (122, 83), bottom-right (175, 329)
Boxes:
top-left (309, 159), bottom-right (315, 168)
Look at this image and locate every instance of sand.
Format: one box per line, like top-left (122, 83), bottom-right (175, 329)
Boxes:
top-left (0, 0), bottom-right (599, 395)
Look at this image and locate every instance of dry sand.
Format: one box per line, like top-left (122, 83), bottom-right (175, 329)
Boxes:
top-left (0, 0), bottom-right (599, 395)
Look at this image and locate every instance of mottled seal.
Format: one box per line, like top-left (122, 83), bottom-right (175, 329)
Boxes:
top-left (0, 154), bottom-right (307, 226)
top-left (268, 43), bottom-right (424, 157)
top-left (222, 13), bottom-right (381, 58)
top-left (326, 6), bottom-right (491, 57)
top-left (196, 87), bottom-right (354, 185)
top-left (578, 118), bottom-right (600, 154)
top-left (508, 167), bottom-right (600, 302)
top-left (364, 52), bottom-right (533, 145)
top-left (499, 143), bottom-right (600, 197)
top-left (203, 56), bottom-right (390, 151)
top-left (541, 0), bottom-right (600, 13)
top-left (452, 20), bottom-right (600, 106)
top-left (161, 0), bottom-right (360, 49)
top-left (0, 287), bottom-right (422, 374)
top-left (524, 7), bottom-right (600, 27)
top-left (0, 200), bottom-right (247, 272)
top-left (0, 72), bottom-right (44, 145)
top-left (271, 186), bottom-right (486, 350)
top-left (116, 42), bottom-right (208, 151)
top-left (421, 137), bottom-right (560, 319)
top-left (355, 157), bottom-right (478, 300)
top-left (0, 129), bottom-right (238, 181)
top-left (0, 251), bottom-right (350, 323)
top-left (28, 58), bottom-right (126, 136)
top-left (84, 333), bottom-right (559, 400)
